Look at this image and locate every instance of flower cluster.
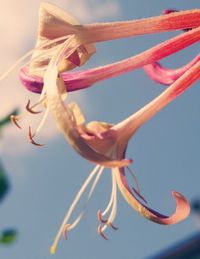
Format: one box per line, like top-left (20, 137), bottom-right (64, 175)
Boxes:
top-left (1, 3), bottom-right (200, 254)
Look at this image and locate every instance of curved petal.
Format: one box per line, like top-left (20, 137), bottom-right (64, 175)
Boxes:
top-left (143, 54), bottom-right (200, 85)
top-left (115, 167), bottom-right (190, 224)
top-left (45, 65), bottom-right (131, 168)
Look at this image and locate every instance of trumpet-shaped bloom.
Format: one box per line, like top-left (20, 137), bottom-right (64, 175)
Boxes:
top-left (18, 5), bottom-right (200, 93)
top-left (45, 54), bottom-right (200, 253)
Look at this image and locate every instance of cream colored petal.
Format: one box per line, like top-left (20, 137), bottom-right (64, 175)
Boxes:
top-left (45, 65), bottom-right (131, 168)
top-left (29, 2), bottom-right (96, 76)
top-left (68, 102), bottom-right (85, 125)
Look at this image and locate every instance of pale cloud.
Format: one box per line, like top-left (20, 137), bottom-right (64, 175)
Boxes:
top-left (0, 0), bottom-right (121, 154)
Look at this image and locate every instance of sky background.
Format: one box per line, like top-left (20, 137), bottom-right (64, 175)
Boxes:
top-left (0, 0), bottom-right (200, 259)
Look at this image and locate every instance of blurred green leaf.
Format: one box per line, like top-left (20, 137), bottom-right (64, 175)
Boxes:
top-left (0, 163), bottom-right (10, 202)
top-left (0, 108), bottom-right (19, 130)
top-left (0, 229), bottom-right (17, 244)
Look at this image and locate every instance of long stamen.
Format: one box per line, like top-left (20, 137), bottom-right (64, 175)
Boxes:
top-left (0, 35), bottom-right (69, 81)
top-left (97, 170), bottom-right (116, 224)
top-left (102, 172), bottom-right (117, 231)
top-left (97, 175), bottom-right (114, 223)
top-left (98, 172), bottom-right (118, 239)
top-left (32, 107), bottom-right (49, 138)
top-left (50, 165), bottom-right (101, 254)
top-left (66, 166), bottom-right (104, 232)
top-left (26, 99), bottom-right (42, 114)
top-left (11, 96), bottom-right (46, 131)
top-left (10, 115), bottom-right (22, 129)
top-left (28, 126), bottom-right (44, 147)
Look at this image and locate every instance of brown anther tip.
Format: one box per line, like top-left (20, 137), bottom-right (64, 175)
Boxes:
top-left (62, 224), bottom-right (71, 240)
top-left (28, 126), bottom-right (44, 147)
top-left (97, 210), bottom-right (107, 224)
top-left (108, 222), bottom-right (118, 231)
top-left (97, 225), bottom-right (108, 240)
top-left (132, 187), bottom-right (148, 204)
top-left (10, 115), bottom-right (21, 129)
top-left (26, 99), bottom-right (42, 114)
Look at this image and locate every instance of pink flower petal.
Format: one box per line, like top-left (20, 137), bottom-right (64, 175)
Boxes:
top-left (115, 167), bottom-right (190, 224)
top-left (143, 53), bottom-right (200, 85)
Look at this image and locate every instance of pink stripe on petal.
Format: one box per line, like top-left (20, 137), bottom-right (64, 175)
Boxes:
top-left (143, 53), bottom-right (200, 85)
top-left (115, 167), bottom-right (190, 224)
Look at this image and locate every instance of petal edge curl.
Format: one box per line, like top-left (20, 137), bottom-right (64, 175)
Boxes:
top-left (115, 167), bottom-right (190, 225)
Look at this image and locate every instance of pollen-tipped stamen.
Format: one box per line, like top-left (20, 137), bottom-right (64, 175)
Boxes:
top-left (10, 115), bottom-right (22, 129)
top-left (28, 126), bottom-right (44, 146)
top-left (26, 99), bottom-right (42, 114)
top-left (50, 165), bottom-right (102, 254)
top-left (97, 210), bottom-right (108, 224)
top-left (98, 171), bottom-right (118, 237)
top-left (107, 222), bottom-right (118, 230)
top-left (97, 225), bottom-right (108, 240)
top-left (0, 35), bottom-right (69, 82)
top-left (62, 224), bottom-right (71, 240)
top-left (64, 166), bottom-right (104, 233)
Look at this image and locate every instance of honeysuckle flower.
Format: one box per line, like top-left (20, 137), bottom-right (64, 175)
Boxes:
top-left (1, 4), bottom-right (199, 142)
top-left (45, 46), bottom-right (200, 252)
top-left (1, 3), bottom-right (199, 253)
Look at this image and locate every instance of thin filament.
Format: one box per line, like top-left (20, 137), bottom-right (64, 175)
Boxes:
top-left (101, 171), bottom-right (117, 232)
top-left (0, 35), bottom-right (69, 81)
top-left (101, 172), bottom-right (116, 217)
top-left (69, 166), bottom-right (104, 230)
top-left (32, 107), bottom-right (49, 138)
top-left (50, 165), bottom-right (101, 254)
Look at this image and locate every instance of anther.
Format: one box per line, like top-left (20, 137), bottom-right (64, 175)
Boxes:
top-left (97, 225), bottom-right (108, 240)
top-left (26, 99), bottom-right (42, 114)
top-left (28, 126), bottom-right (44, 146)
top-left (62, 224), bottom-right (71, 240)
top-left (132, 187), bottom-right (147, 204)
top-left (108, 222), bottom-right (118, 231)
top-left (10, 115), bottom-right (21, 129)
top-left (97, 210), bottom-right (107, 224)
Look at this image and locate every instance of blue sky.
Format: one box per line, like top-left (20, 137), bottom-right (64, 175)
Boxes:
top-left (0, 1), bottom-right (200, 259)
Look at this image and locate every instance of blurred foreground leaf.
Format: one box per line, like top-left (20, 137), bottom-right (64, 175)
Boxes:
top-left (0, 108), bottom-right (19, 131)
top-left (0, 229), bottom-right (17, 244)
top-left (191, 198), bottom-right (200, 213)
top-left (0, 163), bottom-right (10, 202)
